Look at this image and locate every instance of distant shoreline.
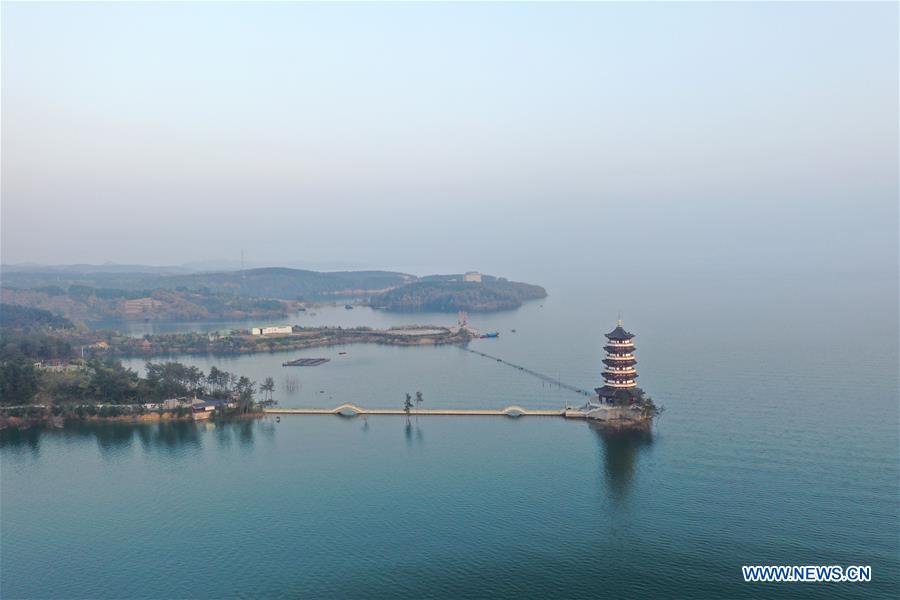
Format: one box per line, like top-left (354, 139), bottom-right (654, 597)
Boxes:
top-left (100, 325), bottom-right (473, 358)
top-left (0, 268), bottom-right (547, 324)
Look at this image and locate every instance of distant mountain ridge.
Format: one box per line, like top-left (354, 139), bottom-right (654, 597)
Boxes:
top-left (1, 263), bottom-right (194, 275)
top-left (1, 267), bottom-right (415, 299)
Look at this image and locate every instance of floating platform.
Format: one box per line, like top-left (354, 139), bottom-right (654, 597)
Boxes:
top-left (282, 358), bottom-right (330, 367)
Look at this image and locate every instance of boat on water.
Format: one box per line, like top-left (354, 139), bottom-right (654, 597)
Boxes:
top-left (480, 332), bottom-right (500, 339)
top-left (344, 304), bottom-right (354, 310)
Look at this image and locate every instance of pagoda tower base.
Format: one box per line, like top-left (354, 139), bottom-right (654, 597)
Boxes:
top-left (595, 385), bottom-right (645, 406)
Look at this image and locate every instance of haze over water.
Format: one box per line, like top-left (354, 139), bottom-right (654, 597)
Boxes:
top-left (3, 270), bottom-right (897, 599)
top-left (2, 1), bottom-right (898, 598)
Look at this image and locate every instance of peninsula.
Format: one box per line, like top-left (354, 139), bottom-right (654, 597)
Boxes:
top-left (101, 325), bottom-right (472, 357)
top-left (372, 273), bottom-right (547, 312)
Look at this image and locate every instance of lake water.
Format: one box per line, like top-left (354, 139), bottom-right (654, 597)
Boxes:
top-left (2, 270), bottom-right (898, 598)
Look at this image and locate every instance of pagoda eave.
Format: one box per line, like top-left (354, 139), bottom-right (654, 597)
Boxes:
top-left (603, 346), bottom-right (635, 354)
top-left (602, 358), bottom-right (636, 367)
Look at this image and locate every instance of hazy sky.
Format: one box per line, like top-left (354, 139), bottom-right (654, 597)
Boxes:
top-left (2, 1), bottom-right (897, 280)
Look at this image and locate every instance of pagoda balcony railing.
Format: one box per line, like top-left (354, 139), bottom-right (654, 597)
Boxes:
top-left (604, 368), bottom-right (636, 374)
top-left (606, 354), bottom-right (634, 359)
top-left (607, 342), bottom-right (634, 347)
top-left (603, 380), bottom-right (637, 387)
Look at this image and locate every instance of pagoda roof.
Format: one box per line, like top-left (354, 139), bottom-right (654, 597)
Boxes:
top-left (605, 323), bottom-right (634, 341)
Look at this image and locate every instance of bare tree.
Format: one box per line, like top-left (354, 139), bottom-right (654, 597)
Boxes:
top-left (415, 391), bottom-right (423, 420)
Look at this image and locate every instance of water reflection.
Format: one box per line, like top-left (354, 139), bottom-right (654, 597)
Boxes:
top-left (140, 421), bottom-right (203, 451)
top-left (403, 420), bottom-right (425, 447)
top-left (0, 426), bottom-right (43, 454)
top-left (590, 423), bottom-right (653, 501)
top-left (90, 423), bottom-right (136, 454)
top-left (0, 419), bottom-right (268, 455)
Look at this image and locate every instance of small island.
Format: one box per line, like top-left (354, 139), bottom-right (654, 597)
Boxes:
top-left (372, 273), bottom-right (547, 312)
top-left (565, 320), bottom-right (661, 431)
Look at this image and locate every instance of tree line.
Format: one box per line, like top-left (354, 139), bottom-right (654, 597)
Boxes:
top-left (0, 356), bottom-right (272, 413)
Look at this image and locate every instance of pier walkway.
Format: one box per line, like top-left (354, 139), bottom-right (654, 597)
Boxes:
top-left (462, 348), bottom-right (595, 397)
top-left (266, 403), bottom-right (567, 417)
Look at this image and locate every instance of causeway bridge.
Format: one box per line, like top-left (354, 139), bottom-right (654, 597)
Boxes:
top-left (265, 349), bottom-right (602, 419)
top-left (265, 403), bottom-right (570, 417)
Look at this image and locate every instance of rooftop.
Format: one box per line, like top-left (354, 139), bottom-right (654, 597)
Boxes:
top-left (605, 320), bottom-right (634, 341)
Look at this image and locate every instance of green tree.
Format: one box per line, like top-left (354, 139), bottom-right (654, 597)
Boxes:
top-left (144, 362), bottom-right (206, 399)
top-left (86, 359), bottom-right (140, 404)
top-left (261, 377), bottom-right (275, 402)
top-left (235, 376), bottom-right (256, 414)
top-left (208, 366), bottom-right (223, 394)
top-left (0, 354), bottom-right (39, 405)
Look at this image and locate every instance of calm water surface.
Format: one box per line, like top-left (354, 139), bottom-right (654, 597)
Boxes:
top-left (3, 271), bottom-right (898, 599)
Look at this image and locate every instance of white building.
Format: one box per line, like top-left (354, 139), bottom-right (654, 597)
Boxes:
top-left (463, 271), bottom-right (482, 283)
top-left (251, 325), bottom-right (293, 336)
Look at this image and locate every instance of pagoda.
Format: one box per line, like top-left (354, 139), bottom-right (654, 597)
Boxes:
top-left (595, 320), bottom-right (645, 405)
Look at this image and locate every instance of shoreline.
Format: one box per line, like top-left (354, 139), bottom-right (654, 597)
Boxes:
top-left (0, 410), bottom-right (265, 431)
top-left (1, 405), bottom-right (652, 432)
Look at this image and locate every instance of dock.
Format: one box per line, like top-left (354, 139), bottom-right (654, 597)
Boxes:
top-left (282, 358), bottom-right (330, 367)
